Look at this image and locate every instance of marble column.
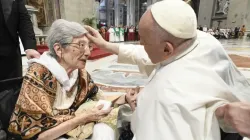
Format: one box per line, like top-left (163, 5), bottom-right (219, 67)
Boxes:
top-left (127, 0), bottom-right (135, 26)
top-left (25, 5), bottom-right (43, 35)
top-left (114, 0), bottom-right (120, 26)
top-left (246, 1), bottom-right (250, 31)
top-left (106, 0), bottom-right (115, 26)
top-left (198, 0), bottom-right (215, 27)
top-left (147, 0), bottom-right (160, 6)
top-left (147, 0), bottom-right (152, 6)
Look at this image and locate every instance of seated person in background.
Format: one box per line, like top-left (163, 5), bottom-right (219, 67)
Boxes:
top-left (240, 25), bottom-right (246, 35)
top-left (8, 19), bottom-right (126, 140)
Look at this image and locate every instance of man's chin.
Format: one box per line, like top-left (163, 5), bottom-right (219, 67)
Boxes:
top-left (150, 57), bottom-right (161, 64)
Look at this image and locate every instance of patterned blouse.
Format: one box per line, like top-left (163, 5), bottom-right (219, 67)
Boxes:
top-left (8, 63), bottom-right (100, 139)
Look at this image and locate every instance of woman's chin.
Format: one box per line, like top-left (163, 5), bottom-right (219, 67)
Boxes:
top-left (77, 62), bottom-right (86, 69)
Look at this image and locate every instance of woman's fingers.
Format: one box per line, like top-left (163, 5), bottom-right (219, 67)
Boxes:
top-left (96, 104), bottom-right (104, 110)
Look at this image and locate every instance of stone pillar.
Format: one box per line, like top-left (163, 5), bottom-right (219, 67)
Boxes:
top-left (107, 0), bottom-right (115, 26)
top-left (197, 0), bottom-right (215, 27)
top-left (246, 1), bottom-right (250, 31)
top-left (147, 0), bottom-right (152, 6)
top-left (126, 0), bottom-right (130, 25)
top-left (127, 0), bottom-right (135, 26)
top-left (114, 0), bottom-right (120, 26)
top-left (147, 0), bottom-right (159, 6)
top-left (25, 5), bottom-right (43, 36)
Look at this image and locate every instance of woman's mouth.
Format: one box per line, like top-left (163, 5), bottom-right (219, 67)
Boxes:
top-left (79, 59), bottom-right (86, 62)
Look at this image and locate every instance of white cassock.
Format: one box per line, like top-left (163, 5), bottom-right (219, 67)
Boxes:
top-left (120, 29), bottom-right (124, 42)
top-left (108, 28), bottom-right (115, 42)
top-left (118, 30), bottom-right (250, 140)
top-left (114, 28), bottom-right (120, 42)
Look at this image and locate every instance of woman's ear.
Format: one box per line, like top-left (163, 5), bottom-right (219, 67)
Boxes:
top-left (53, 43), bottom-right (62, 59)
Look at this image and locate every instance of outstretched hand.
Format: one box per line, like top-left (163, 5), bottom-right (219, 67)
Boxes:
top-left (215, 102), bottom-right (250, 138)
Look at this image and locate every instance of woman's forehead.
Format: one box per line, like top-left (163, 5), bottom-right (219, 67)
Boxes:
top-left (73, 35), bottom-right (89, 43)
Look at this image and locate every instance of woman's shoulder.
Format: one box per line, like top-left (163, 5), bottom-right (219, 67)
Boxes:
top-left (25, 63), bottom-right (54, 83)
top-left (25, 63), bottom-right (57, 94)
top-left (28, 63), bottom-right (51, 75)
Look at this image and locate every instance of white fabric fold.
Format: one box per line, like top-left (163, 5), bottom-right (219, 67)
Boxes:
top-left (28, 52), bottom-right (79, 92)
top-left (117, 31), bottom-right (250, 140)
top-left (28, 52), bottom-right (79, 109)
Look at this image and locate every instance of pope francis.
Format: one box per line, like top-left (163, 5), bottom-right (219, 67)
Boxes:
top-left (85, 0), bottom-right (250, 140)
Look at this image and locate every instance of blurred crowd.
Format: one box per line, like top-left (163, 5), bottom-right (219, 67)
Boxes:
top-left (198, 25), bottom-right (248, 39)
top-left (98, 25), bottom-right (140, 42)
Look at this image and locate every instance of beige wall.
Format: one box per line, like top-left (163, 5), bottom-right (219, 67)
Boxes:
top-left (226, 0), bottom-right (249, 28)
top-left (198, 0), bottom-right (215, 27)
top-left (60, 0), bottom-right (99, 24)
top-left (211, 19), bottom-right (227, 28)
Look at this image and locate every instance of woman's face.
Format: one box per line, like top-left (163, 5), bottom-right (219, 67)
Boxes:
top-left (56, 35), bottom-right (92, 70)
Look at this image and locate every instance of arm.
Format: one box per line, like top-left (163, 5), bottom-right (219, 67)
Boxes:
top-left (18, 0), bottom-right (40, 59)
top-left (38, 115), bottom-right (88, 140)
top-left (17, 0), bottom-right (36, 50)
top-left (215, 102), bottom-right (250, 138)
top-left (38, 104), bottom-right (111, 140)
top-left (85, 26), bottom-right (156, 76)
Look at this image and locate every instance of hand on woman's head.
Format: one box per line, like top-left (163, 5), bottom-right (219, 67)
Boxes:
top-left (84, 25), bottom-right (108, 48)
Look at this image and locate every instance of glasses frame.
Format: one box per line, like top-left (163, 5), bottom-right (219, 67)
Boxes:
top-left (62, 42), bottom-right (93, 52)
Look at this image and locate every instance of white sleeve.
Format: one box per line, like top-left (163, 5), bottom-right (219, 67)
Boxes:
top-left (117, 44), bottom-right (156, 76)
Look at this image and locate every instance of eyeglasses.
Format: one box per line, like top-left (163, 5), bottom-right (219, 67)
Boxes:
top-left (62, 42), bottom-right (93, 52)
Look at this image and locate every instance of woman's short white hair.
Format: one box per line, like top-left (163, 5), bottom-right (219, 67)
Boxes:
top-left (46, 19), bottom-right (88, 58)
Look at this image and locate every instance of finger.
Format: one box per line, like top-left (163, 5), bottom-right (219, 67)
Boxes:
top-left (84, 25), bottom-right (98, 35)
top-left (135, 86), bottom-right (140, 93)
top-left (86, 33), bottom-right (97, 41)
top-left (34, 53), bottom-right (41, 58)
top-left (96, 104), bottom-right (104, 110)
top-left (100, 107), bottom-right (112, 115)
top-left (128, 89), bottom-right (135, 95)
top-left (215, 105), bottom-right (226, 119)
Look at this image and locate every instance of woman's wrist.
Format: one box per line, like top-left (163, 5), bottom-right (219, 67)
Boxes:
top-left (73, 115), bottom-right (89, 126)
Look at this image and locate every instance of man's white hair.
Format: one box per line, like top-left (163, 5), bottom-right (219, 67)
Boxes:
top-left (46, 19), bottom-right (88, 58)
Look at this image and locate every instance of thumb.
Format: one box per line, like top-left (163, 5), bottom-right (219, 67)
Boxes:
top-left (86, 33), bottom-right (97, 42)
top-left (215, 105), bottom-right (226, 118)
top-left (34, 52), bottom-right (41, 58)
top-left (135, 86), bottom-right (140, 93)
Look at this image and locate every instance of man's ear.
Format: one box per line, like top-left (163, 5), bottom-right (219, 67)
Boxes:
top-left (54, 43), bottom-right (62, 58)
top-left (163, 41), bottom-right (174, 55)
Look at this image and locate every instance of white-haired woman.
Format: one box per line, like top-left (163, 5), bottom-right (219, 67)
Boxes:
top-left (8, 19), bottom-right (121, 140)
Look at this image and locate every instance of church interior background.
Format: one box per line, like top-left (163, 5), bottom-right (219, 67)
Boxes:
top-left (24, 0), bottom-right (249, 35)
top-left (21, 0), bottom-right (250, 96)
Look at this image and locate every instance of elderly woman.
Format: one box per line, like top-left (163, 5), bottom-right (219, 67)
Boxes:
top-left (8, 19), bottom-right (123, 140)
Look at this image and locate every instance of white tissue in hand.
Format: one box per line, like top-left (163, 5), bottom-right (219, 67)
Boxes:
top-left (96, 100), bottom-right (112, 111)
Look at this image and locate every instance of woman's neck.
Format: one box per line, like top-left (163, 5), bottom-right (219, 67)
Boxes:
top-left (58, 60), bottom-right (75, 76)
